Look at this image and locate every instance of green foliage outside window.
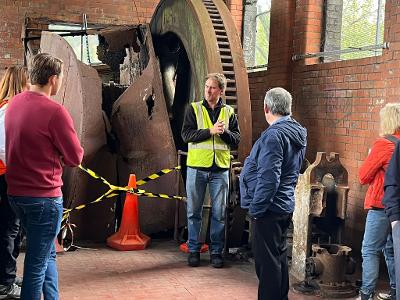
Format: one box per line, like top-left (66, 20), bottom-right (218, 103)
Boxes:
top-left (340, 0), bottom-right (385, 60)
top-left (255, 0), bottom-right (271, 66)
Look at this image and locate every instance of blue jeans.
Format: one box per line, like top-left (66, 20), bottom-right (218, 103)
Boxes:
top-left (392, 221), bottom-right (400, 300)
top-left (186, 167), bottom-right (229, 254)
top-left (361, 209), bottom-right (396, 296)
top-left (9, 196), bottom-right (63, 300)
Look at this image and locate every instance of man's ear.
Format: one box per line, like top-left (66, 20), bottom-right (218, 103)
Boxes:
top-left (49, 75), bottom-right (57, 86)
top-left (264, 105), bottom-right (269, 114)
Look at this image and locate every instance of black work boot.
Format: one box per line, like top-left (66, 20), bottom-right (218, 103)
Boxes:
top-left (359, 291), bottom-right (373, 300)
top-left (210, 253), bottom-right (224, 268)
top-left (188, 252), bottom-right (200, 267)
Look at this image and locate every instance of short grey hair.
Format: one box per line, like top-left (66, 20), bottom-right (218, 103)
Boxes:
top-left (264, 87), bottom-right (292, 116)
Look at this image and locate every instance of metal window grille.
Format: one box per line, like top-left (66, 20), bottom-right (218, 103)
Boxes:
top-left (255, 2), bottom-right (271, 67)
top-left (293, 0), bottom-right (386, 62)
top-left (243, 0), bottom-right (271, 70)
top-left (339, 0), bottom-right (385, 60)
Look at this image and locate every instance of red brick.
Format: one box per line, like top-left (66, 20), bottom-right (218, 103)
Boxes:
top-left (15, 241), bottom-right (264, 299)
top-left (268, 2), bottom-right (400, 254)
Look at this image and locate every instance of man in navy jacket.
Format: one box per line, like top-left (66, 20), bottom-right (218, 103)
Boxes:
top-left (383, 141), bottom-right (400, 300)
top-left (240, 87), bottom-right (307, 300)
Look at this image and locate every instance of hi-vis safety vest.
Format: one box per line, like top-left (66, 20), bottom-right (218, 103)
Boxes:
top-left (187, 101), bottom-right (234, 169)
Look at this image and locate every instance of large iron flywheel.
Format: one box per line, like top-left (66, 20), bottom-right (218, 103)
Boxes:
top-left (151, 0), bottom-right (252, 161)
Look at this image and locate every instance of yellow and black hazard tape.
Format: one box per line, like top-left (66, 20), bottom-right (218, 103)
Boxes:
top-left (62, 188), bottom-right (120, 221)
top-left (62, 164), bottom-right (185, 221)
top-left (136, 166), bottom-right (181, 186)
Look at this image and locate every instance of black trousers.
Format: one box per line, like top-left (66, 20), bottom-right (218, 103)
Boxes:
top-left (252, 211), bottom-right (292, 300)
top-left (0, 174), bottom-right (21, 286)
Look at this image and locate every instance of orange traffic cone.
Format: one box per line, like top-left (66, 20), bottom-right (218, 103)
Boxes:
top-left (107, 174), bottom-right (151, 250)
top-left (55, 237), bottom-right (64, 253)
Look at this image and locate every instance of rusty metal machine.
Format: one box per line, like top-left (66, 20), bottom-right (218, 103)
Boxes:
top-left (22, 0), bottom-right (251, 243)
top-left (291, 152), bottom-right (357, 298)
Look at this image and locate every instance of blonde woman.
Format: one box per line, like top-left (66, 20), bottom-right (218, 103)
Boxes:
top-left (0, 66), bottom-right (29, 299)
top-left (358, 103), bottom-right (400, 300)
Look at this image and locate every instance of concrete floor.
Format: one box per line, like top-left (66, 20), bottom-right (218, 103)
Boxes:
top-left (16, 239), bottom-right (390, 299)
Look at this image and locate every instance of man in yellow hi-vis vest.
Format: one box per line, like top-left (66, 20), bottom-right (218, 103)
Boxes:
top-left (181, 73), bottom-right (240, 268)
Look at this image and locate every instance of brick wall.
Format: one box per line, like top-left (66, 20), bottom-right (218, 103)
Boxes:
top-left (0, 1), bottom-right (241, 75)
top-left (294, 0), bottom-right (324, 65)
top-left (225, 0), bottom-right (243, 36)
top-left (0, 0), bottom-right (161, 72)
top-left (249, 0), bottom-right (400, 253)
top-left (248, 0), bottom-right (296, 142)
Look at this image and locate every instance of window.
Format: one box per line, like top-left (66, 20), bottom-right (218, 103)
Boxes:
top-left (255, 0), bottom-right (271, 66)
top-left (48, 24), bottom-right (101, 65)
top-left (340, 0), bottom-right (385, 60)
top-left (322, 0), bottom-right (386, 62)
top-left (243, 0), bottom-right (271, 70)
top-left (293, 0), bottom-right (386, 63)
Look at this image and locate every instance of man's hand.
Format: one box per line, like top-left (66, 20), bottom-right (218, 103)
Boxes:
top-left (392, 220), bottom-right (399, 230)
top-left (210, 120), bottom-right (225, 135)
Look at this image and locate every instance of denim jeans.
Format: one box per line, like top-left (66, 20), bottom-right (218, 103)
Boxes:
top-left (392, 221), bottom-right (400, 300)
top-left (361, 209), bottom-right (396, 296)
top-left (0, 175), bottom-right (21, 286)
top-left (9, 196), bottom-right (63, 300)
top-left (186, 167), bottom-right (229, 254)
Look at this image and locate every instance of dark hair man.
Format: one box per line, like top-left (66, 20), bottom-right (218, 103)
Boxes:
top-left (240, 87), bottom-right (307, 300)
top-left (5, 53), bottom-right (83, 300)
top-left (182, 73), bottom-right (240, 268)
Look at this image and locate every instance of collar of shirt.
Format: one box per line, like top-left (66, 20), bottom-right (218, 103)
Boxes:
top-left (270, 115), bottom-right (291, 126)
top-left (202, 98), bottom-right (224, 109)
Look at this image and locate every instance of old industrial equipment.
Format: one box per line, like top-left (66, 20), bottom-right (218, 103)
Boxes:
top-left (22, 0), bottom-right (251, 244)
top-left (291, 152), bottom-right (357, 298)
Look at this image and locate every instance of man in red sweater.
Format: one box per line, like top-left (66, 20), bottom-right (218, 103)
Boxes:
top-left (5, 53), bottom-right (84, 300)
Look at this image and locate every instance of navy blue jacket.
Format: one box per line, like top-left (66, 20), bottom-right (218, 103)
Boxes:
top-left (383, 141), bottom-right (400, 223)
top-left (240, 116), bottom-right (307, 218)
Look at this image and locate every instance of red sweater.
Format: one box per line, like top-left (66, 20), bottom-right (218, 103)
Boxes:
top-left (5, 91), bottom-right (84, 197)
top-left (359, 134), bottom-right (400, 209)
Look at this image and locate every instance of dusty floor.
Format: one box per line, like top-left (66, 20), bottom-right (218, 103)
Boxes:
top-left (16, 239), bottom-right (390, 299)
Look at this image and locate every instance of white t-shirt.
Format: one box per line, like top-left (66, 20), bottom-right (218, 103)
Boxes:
top-left (0, 102), bottom-right (8, 164)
